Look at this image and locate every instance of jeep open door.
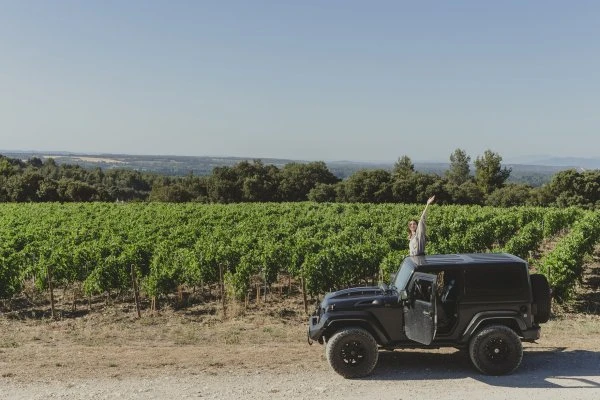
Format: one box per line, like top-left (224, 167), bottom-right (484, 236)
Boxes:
top-left (403, 272), bottom-right (437, 345)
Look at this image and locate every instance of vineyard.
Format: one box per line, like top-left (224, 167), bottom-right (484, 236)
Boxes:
top-left (0, 203), bottom-right (599, 315)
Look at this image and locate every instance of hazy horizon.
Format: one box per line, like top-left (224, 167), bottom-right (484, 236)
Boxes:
top-left (4, 147), bottom-right (600, 169)
top-left (2, 1), bottom-right (599, 163)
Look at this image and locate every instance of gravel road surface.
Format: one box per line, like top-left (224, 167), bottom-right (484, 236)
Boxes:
top-left (3, 347), bottom-right (599, 400)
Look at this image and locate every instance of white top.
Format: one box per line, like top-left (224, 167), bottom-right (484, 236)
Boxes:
top-left (409, 209), bottom-right (427, 256)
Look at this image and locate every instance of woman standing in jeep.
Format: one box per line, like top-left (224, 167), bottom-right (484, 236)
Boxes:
top-left (408, 195), bottom-right (435, 256)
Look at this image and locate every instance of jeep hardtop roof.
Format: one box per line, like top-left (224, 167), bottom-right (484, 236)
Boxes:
top-left (406, 253), bottom-right (526, 269)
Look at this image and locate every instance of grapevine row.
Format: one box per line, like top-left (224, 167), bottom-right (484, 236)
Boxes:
top-left (536, 211), bottom-right (600, 301)
top-left (0, 203), bottom-right (594, 306)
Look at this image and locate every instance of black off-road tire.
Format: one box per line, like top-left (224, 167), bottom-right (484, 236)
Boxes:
top-left (531, 273), bottom-right (551, 323)
top-left (325, 327), bottom-right (379, 379)
top-left (469, 325), bottom-right (523, 375)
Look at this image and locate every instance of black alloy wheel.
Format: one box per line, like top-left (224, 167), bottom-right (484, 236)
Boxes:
top-left (484, 337), bottom-right (510, 363)
top-left (340, 339), bottom-right (367, 366)
top-left (326, 327), bottom-right (379, 378)
top-left (469, 325), bottom-right (523, 375)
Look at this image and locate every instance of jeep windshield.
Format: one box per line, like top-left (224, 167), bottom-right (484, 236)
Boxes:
top-left (391, 259), bottom-right (415, 291)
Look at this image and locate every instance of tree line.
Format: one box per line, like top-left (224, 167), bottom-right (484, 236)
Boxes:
top-left (1, 149), bottom-right (599, 208)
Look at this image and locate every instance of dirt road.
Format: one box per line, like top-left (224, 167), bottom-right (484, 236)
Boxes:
top-left (2, 345), bottom-right (599, 400)
top-left (2, 309), bottom-right (600, 400)
top-left (2, 263), bottom-right (600, 400)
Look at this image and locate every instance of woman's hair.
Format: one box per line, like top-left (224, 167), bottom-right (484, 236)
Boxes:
top-left (407, 219), bottom-right (418, 239)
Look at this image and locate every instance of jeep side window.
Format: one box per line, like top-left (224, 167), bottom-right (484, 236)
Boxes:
top-left (441, 278), bottom-right (457, 303)
top-left (464, 264), bottom-right (527, 298)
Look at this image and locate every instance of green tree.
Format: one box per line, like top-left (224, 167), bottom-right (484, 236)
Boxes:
top-left (412, 173), bottom-right (440, 203)
top-left (392, 175), bottom-right (417, 203)
top-left (474, 150), bottom-right (511, 195)
top-left (541, 169), bottom-right (600, 209)
top-left (0, 156), bottom-right (24, 177)
top-left (342, 170), bottom-right (392, 203)
top-left (40, 158), bottom-right (60, 179)
top-left (27, 157), bottom-right (44, 168)
top-left (6, 171), bottom-right (43, 202)
top-left (308, 183), bottom-right (338, 202)
top-left (392, 155), bottom-right (415, 180)
top-left (57, 179), bottom-right (98, 202)
top-left (279, 162), bottom-right (339, 201)
top-left (36, 179), bottom-right (60, 202)
top-left (149, 183), bottom-right (193, 202)
top-left (445, 181), bottom-right (484, 205)
top-left (486, 184), bottom-right (534, 207)
top-left (241, 162), bottom-right (280, 202)
top-left (207, 166), bottom-right (242, 203)
top-left (446, 148), bottom-right (471, 185)
top-left (182, 174), bottom-right (209, 202)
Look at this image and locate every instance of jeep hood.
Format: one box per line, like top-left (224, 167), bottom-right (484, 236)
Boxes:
top-left (324, 286), bottom-right (384, 300)
top-left (321, 286), bottom-right (391, 311)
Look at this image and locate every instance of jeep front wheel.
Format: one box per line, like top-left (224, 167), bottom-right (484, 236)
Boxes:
top-left (325, 327), bottom-right (379, 378)
top-left (469, 325), bottom-right (523, 375)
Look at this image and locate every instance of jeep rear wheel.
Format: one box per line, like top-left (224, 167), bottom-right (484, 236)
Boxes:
top-left (469, 325), bottom-right (523, 375)
top-left (326, 327), bottom-right (378, 379)
top-left (531, 274), bottom-right (551, 323)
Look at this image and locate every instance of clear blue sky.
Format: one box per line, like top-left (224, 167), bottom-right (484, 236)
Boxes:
top-left (1, 0), bottom-right (599, 162)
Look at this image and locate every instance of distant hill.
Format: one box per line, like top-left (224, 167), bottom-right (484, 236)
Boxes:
top-left (505, 155), bottom-right (600, 170)
top-left (1, 151), bottom-right (299, 176)
top-left (0, 150), bottom-right (587, 186)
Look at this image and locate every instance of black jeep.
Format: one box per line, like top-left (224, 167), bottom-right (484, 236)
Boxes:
top-left (308, 253), bottom-right (551, 378)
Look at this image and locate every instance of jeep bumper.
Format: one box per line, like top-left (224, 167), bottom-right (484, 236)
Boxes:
top-left (521, 326), bottom-right (541, 342)
top-left (308, 314), bottom-right (327, 343)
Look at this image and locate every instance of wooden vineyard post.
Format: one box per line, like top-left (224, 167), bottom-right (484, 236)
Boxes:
top-left (301, 276), bottom-right (308, 315)
top-left (47, 264), bottom-right (55, 320)
top-left (219, 263), bottom-right (227, 319)
top-left (72, 286), bottom-right (77, 313)
top-left (263, 267), bottom-right (267, 303)
top-left (131, 264), bottom-right (141, 319)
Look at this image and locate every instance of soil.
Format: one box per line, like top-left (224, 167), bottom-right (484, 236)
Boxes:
top-left (1, 260), bottom-right (599, 399)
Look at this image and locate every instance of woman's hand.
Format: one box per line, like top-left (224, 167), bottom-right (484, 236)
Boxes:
top-left (427, 195), bottom-right (435, 205)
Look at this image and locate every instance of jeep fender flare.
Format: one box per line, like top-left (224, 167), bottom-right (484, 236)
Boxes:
top-left (461, 311), bottom-right (527, 343)
top-left (321, 312), bottom-right (389, 345)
